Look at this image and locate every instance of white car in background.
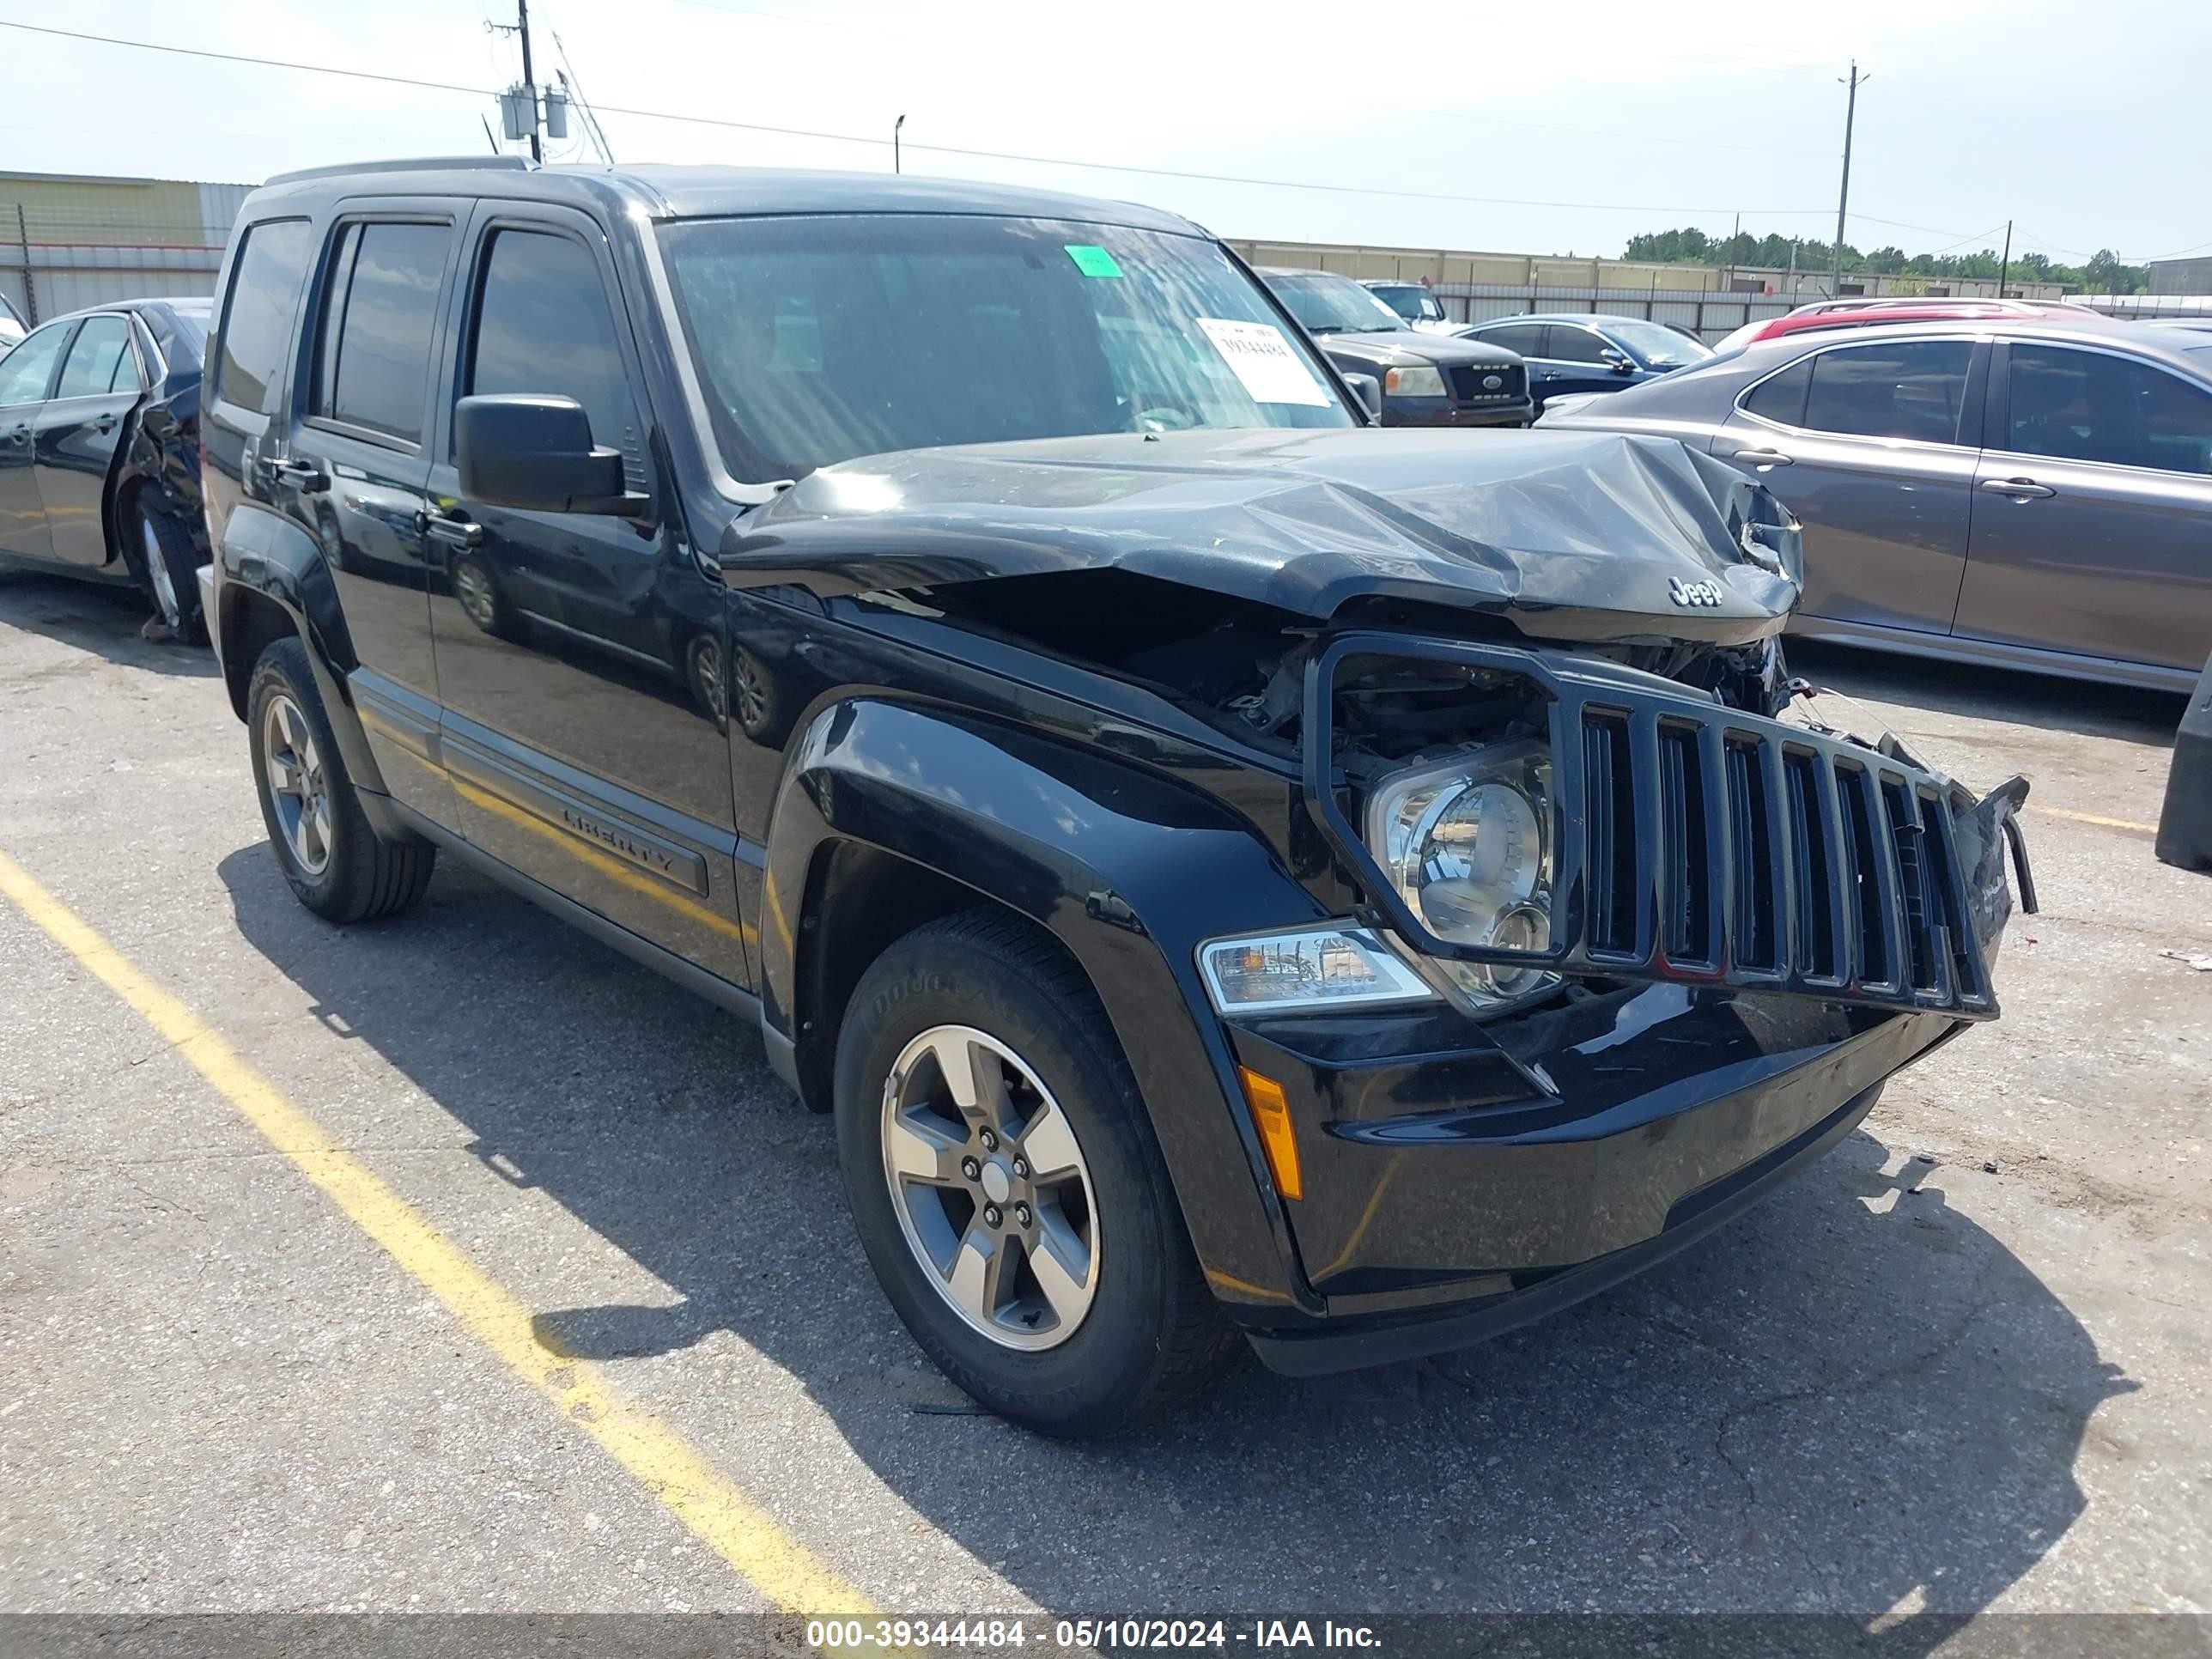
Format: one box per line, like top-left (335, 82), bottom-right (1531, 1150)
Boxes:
top-left (0, 291), bottom-right (25, 349)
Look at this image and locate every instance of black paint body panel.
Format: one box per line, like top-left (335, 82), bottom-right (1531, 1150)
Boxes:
top-left (199, 162), bottom-right (2025, 1358)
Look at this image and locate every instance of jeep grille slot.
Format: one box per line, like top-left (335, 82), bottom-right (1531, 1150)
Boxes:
top-left (1837, 766), bottom-right (1895, 990)
top-left (1723, 738), bottom-right (1774, 971)
top-left (1657, 723), bottom-right (1712, 965)
top-left (1782, 750), bottom-right (1840, 981)
top-left (1581, 711), bottom-right (1638, 956)
top-left (1917, 789), bottom-right (1991, 1007)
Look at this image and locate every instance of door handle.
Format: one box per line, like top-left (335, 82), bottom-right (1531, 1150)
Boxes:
top-left (1, 424), bottom-right (26, 446)
top-left (420, 512), bottom-right (483, 549)
top-left (273, 459), bottom-right (330, 494)
top-left (1980, 477), bottom-right (2055, 500)
top-left (93, 415), bottom-right (116, 435)
top-left (1732, 447), bottom-right (1796, 468)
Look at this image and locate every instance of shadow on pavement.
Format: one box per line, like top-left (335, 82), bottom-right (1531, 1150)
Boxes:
top-left (1788, 638), bottom-right (2183, 750)
top-left (218, 842), bottom-right (2130, 1631)
top-left (0, 571), bottom-right (216, 679)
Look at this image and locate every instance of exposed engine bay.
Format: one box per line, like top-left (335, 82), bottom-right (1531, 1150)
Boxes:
top-left (916, 566), bottom-right (1813, 780)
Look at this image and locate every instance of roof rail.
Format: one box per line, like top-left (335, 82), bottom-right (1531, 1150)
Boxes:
top-left (264, 155), bottom-right (534, 186)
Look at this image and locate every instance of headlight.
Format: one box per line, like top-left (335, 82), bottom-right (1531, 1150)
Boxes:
top-left (1365, 739), bottom-right (1559, 1009)
top-left (1198, 924), bottom-right (1437, 1015)
top-left (1382, 365), bottom-right (1447, 397)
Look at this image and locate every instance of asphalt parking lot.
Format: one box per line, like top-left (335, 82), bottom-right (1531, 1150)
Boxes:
top-left (2, 573), bottom-right (2208, 1637)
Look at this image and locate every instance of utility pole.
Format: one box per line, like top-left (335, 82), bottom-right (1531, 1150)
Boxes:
top-left (1786, 234), bottom-right (1800, 295)
top-left (1832, 61), bottom-right (1866, 298)
top-left (1727, 210), bottom-right (1741, 291)
top-left (894, 114), bottom-right (907, 174)
top-left (1998, 219), bottom-right (2013, 297)
top-left (516, 0), bottom-right (543, 162)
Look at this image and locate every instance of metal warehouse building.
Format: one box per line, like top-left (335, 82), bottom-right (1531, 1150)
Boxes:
top-left (2, 171), bottom-right (251, 327)
top-left (2148, 256), bottom-right (2212, 296)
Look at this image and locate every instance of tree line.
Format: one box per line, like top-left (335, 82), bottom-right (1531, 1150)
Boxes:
top-left (1621, 228), bottom-right (2146, 295)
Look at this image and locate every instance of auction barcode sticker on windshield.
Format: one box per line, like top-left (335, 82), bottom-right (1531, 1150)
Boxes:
top-left (1195, 318), bottom-right (1332, 407)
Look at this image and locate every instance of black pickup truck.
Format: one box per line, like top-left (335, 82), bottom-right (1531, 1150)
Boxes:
top-left (199, 160), bottom-right (2036, 1436)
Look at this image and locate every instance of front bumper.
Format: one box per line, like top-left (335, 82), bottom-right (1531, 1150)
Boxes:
top-left (1231, 993), bottom-right (1960, 1373)
top-left (1204, 641), bottom-right (2036, 1370)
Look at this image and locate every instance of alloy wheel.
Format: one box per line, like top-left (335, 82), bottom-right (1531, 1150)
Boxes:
top-left (731, 649), bottom-right (768, 732)
top-left (261, 693), bottom-right (334, 876)
top-left (880, 1024), bottom-right (1101, 1351)
top-left (141, 515), bottom-right (180, 626)
top-left (454, 560), bottom-right (495, 629)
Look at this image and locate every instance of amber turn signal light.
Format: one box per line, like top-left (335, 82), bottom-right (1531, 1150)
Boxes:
top-left (1237, 1066), bottom-right (1304, 1201)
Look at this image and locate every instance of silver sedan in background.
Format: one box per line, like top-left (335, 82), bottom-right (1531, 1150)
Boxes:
top-left (1540, 319), bottom-right (2212, 690)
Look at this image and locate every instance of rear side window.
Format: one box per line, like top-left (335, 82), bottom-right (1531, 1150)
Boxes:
top-left (2005, 344), bottom-right (2212, 475)
top-left (214, 218), bottom-right (313, 416)
top-left (466, 229), bottom-right (640, 467)
top-left (1547, 326), bottom-right (1612, 366)
top-left (1802, 340), bottom-right (1972, 444)
top-left (1479, 321), bottom-right (1547, 356)
top-left (56, 315), bottom-right (132, 398)
top-left (1742, 356), bottom-right (1811, 426)
top-left (313, 221), bottom-right (453, 444)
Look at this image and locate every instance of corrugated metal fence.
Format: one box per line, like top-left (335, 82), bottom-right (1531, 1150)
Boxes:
top-left (2, 184), bottom-right (248, 325)
top-left (1437, 284), bottom-right (1808, 343)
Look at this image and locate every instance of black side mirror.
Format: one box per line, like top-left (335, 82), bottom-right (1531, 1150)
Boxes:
top-left (1341, 372), bottom-right (1383, 423)
top-left (456, 394), bottom-right (647, 515)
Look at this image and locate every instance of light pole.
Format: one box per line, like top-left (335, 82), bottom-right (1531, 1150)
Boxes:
top-left (1832, 61), bottom-right (1867, 298)
top-left (894, 114), bottom-right (906, 175)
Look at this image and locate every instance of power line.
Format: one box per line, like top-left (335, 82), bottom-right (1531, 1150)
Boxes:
top-left (0, 17), bottom-right (2162, 256)
top-left (0, 20), bottom-right (489, 98)
top-left (0, 18), bottom-right (1832, 218)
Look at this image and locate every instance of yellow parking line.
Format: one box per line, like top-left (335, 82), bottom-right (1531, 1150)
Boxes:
top-left (2031, 805), bottom-right (2156, 836)
top-left (0, 846), bottom-right (872, 1618)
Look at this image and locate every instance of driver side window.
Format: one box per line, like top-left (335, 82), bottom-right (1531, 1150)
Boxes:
top-left (466, 228), bottom-right (645, 492)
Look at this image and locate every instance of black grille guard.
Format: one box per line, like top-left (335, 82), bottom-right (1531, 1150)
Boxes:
top-left (1300, 632), bottom-right (2038, 1021)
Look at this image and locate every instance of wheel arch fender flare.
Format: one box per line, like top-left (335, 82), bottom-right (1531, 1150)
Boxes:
top-left (214, 501), bottom-right (387, 799)
top-left (758, 695), bottom-right (1331, 1315)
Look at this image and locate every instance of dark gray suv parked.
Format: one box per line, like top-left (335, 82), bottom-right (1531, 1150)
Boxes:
top-left (1542, 319), bottom-right (2212, 691)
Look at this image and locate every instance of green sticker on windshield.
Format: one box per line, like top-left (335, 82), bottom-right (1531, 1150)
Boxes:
top-left (1064, 243), bottom-right (1122, 278)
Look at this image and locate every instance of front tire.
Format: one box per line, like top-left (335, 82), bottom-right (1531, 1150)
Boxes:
top-left (247, 636), bottom-right (434, 922)
top-left (834, 908), bottom-right (1236, 1436)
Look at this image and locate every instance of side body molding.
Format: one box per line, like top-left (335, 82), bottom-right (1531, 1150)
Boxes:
top-left (757, 697), bottom-right (1335, 1315)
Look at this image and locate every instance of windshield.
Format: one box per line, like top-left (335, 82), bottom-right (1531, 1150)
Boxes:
top-left (1267, 272), bottom-right (1406, 335)
top-left (1599, 317), bottom-right (1714, 367)
top-left (1366, 284), bottom-right (1435, 322)
top-left (657, 215), bottom-right (1354, 483)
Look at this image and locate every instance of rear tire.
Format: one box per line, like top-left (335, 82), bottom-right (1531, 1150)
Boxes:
top-left (247, 636), bottom-right (434, 923)
top-left (834, 907), bottom-right (1237, 1436)
top-left (127, 495), bottom-right (206, 645)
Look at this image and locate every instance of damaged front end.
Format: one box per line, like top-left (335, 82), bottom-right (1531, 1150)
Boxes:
top-left (780, 427), bottom-right (2040, 1365)
top-left (1297, 632), bottom-right (2036, 1027)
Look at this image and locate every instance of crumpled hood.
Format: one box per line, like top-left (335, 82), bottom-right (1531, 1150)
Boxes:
top-left (727, 428), bottom-right (1802, 646)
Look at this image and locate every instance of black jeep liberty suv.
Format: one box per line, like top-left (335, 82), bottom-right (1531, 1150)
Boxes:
top-left (199, 160), bottom-right (2038, 1435)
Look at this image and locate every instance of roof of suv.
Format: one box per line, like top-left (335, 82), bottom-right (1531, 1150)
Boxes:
top-left (249, 158), bottom-right (1206, 237)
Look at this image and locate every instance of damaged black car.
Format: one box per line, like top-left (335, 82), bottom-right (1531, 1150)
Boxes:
top-left (202, 161), bottom-right (2038, 1437)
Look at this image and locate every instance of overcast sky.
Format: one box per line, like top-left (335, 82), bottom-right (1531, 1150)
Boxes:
top-left (3, 0), bottom-right (2207, 267)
